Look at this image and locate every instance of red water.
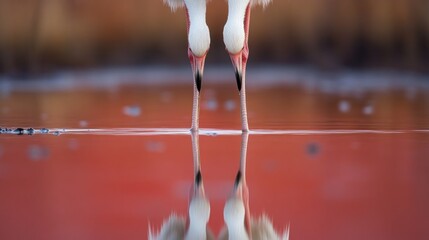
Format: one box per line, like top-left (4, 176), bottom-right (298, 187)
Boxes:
top-left (0, 71), bottom-right (429, 239)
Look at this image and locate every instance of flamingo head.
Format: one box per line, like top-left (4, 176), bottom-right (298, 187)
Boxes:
top-left (223, 171), bottom-right (251, 239)
top-left (223, 0), bottom-right (251, 92)
top-left (186, 170), bottom-right (210, 239)
top-left (184, 0), bottom-right (210, 93)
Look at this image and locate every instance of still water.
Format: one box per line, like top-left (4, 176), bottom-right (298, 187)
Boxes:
top-left (0, 68), bottom-right (429, 239)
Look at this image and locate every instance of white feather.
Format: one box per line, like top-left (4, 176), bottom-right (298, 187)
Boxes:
top-left (219, 215), bottom-right (289, 240)
top-left (185, 0), bottom-right (211, 56)
top-left (163, 0), bottom-right (185, 11)
top-left (163, 0), bottom-right (211, 56)
top-left (222, 198), bottom-right (289, 240)
top-left (223, 0), bottom-right (250, 54)
top-left (148, 214), bottom-right (186, 240)
top-left (251, 215), bottom-right (290, 240)
top-left (250, 0), bottom-right (273, 8)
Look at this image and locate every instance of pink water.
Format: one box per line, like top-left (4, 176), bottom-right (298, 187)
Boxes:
top-left (0, 68), bottom-right (429, 239)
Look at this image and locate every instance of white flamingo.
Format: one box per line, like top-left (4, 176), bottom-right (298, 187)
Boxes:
top-left (219, 133), bottom-right (290, 240)
top-left (223, 0), bottom-right (272, 131)
top-left (149, 132), bottom-right (214, 240)
top-left (164, 0), bottom-right (210, 132)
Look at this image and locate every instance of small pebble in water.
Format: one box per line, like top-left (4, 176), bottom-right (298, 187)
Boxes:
top-left (79, 120), bottom-right (88, 128)
top-left (13, 128), bottom-right (24, 135)
top-left (224, 100), bottom-right (236, 112)
top-left (363, 105), bottom-right (374, 115)
top-left (27, 128), bottom-right (35, 135)
top-left (1, 128), bottom-right (12, 134)
top-left (306, 142), bottom-right (321, 157)
top-left (203, 99), bottom-right (218, 111)
top-left (40, 128), bottom-right (49, 134)
top-left (28, 145), bottom-right (49, 161)
top-left (338, 100), bottom-right (350, 113)
top-left (123, 105), bottom-right (141, 117)
top-left (145, 141), bottom-right (165, 153)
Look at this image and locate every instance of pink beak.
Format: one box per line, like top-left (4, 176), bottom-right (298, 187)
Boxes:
top-left (188, 49), bottom-right (207, 93)
top-left (229, 49), bottom-right (248, 92)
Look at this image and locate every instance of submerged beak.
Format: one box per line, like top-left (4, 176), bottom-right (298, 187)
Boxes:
top-left (233, 170), bottom-right (244, 199)
top-left (229, 51), bottom-right (245, 92)
top-left (189, 49), bottom-right (207, 93)
top-left (192, 170), bottom-right (206, 199)
top-left (232, 170), bottom-right (252, 234)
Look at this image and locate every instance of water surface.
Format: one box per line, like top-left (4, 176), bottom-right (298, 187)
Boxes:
top-left (1, 68), bottom-right (428, 239)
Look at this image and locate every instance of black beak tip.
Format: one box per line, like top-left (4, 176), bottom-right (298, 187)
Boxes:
top-left (195, 71), bottom-right (202, 92)
top-left (235, 69), bottom-right (242, 92)
top-left (195, 170), bottom-right (202, 186)
top-left (234, 170), bottom-right (242, 187)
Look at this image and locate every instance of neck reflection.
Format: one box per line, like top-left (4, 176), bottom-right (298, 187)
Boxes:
top-left (149, 132), bottom-right (289, 240)
top-left (220, 132), bottom-right (290, 240)
top-left (149, 132), bottom-right (213, 240)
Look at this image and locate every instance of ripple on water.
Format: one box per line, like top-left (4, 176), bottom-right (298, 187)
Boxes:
top-left (27, 145), bottom-right (50, 161)
top-left (123, 105), bottom-right (141, 117)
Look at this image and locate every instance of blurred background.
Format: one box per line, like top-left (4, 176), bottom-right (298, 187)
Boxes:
top-left (0, 0), bottom-right (428, 76)
top-left (1, 1), bottom-right (429, 239)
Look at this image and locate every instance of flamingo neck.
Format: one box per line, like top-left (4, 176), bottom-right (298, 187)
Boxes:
top-left (228, 225), bottom-right (249, 240)
top-left (185, 0), bottom-right (210, 57)
top-left (223, 0), bottom-right (250, 54)
top-left (186, 224), bottom-right (207, 240)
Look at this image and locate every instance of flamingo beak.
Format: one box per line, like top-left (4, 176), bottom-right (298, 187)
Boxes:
top-left (229, 52), bottom-right (244, 92)
top-left (232, 170), bottom-right (252, 233)
top-left (233, 170), bottom-right (244, 199)
top-left (193, 170), bottom-right (206, 199)
top-left (188, 49), bottom-right (207, 93)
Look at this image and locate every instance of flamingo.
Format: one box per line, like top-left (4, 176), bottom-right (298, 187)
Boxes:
top-left (219, 133), bottom-right (290, 240)
top-left (149, 132), bottom-right (215, 239)
top-left (164, 0), bottom-right (210, 132)
top-left (223, 0), bottom-right (272, 132)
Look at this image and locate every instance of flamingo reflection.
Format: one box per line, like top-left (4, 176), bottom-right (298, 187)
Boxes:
top-left (219, 133), bottom-right (290, 240)
top-left (149, 132), bottom-right (215, 240)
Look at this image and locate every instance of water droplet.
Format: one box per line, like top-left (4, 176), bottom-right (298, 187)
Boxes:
top-left (207, 132), bottom-right (218, 136)
top-left (40, 128), bottom-right (49, 134)
top-left (123, 105), bottom-right (141, 117)
top-left (28, 145), bottom-right (49, 161)
top-left (306, 142), bottom-right (321, 157)
top-left (27, 128), bottom-right (35, 135)
top-left (13, 128), bottom-right (24, 135)
top-left (145, 141), bottom-right (165, 153)
top-left (52, 131), bottom-right (61, 136)
top-left (224, 100), bottom-right (236, 112)
top-left (79, 120), bottom-right (88, 128)
top-left (363, 105), bottom-right (374, 115)
top-left (203, 99), bottom-right (218, 111)
top-left (338, 100), bottom-right (350, 113)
